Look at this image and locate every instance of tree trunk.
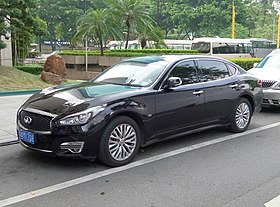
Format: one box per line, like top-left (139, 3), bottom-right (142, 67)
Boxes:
top-left (50, 33), bottom-right (57, 51)
top-left (39, 37), bottom-right (42, 53)
top-left (50, 40), bottom-right (56, 51)
top-left (140, 39), bottom-right (147, 49)
top-left (11, 31), bottom-right (15, 66)
top-left (100, 39), bottom-right (104, 56)
top-left (125, 30), bottom-right (130, 49)
top-left (165, 29), bottom-right (169, 38)
top-left (125, 20), bottom-right (131, 49)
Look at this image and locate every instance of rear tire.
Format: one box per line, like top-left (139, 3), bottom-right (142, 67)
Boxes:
top-left (98, 116), bottom-right (140, 167)
top-left (228, 98), bottom-right (252, 133)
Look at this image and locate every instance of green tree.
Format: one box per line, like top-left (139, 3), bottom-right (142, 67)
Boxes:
top-left (0, 0), bottom-right (10, 49)
top-left (33, 17), bottom-right (48, 53)
top-left (75, 8), bottom-right (122, 55)
top-left (137, 25), bottom-right (165, 48)
top-left (108, 0), bottom-right (155, 49)
top-left (246, 0), bottom-right (277, 39)
top-left (0, 0), bottom-right (41, 64)
top-left (35, 0), bottom-right (109, 51)
top-left (152, 0), bottom-right (176, 38)
top-left (169, 1), bottom-right (230, 39)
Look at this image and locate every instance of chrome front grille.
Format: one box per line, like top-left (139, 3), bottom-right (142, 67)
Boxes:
top-left (19, 110), bottom-right (52, 131)
top-left (262, 80), bottom-right (276, 88)
top-left (262, 99), bottom-right (280, 105)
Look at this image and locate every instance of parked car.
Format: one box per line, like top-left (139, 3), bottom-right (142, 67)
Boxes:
top-left (248, 50), bottom-right (280, 107)
top-left (17, 55), bottom-right (263, 166)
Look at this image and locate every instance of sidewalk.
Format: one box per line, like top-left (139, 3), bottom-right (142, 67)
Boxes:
top-left (0, 95), bottom-right (31, 144)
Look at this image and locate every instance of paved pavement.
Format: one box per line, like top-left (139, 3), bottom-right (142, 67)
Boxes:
top-left (0, 110), bottom-right (280, 206)
top-left (0, 95), bottom-right (30, 144)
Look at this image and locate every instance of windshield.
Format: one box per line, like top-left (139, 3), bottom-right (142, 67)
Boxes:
top-left (93, 59), bottom-right (169, 87)
top-left (256, 54), bottom-right (280, 69)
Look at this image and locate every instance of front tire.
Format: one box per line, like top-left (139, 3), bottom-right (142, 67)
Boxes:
top-left (98, 116), bottom-right (141, 167)
top-left (228, 98), bottom-right (252, 133)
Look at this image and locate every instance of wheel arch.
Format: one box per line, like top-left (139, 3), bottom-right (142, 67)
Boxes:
top-left (106, 111), bottom-right (145, 145)
top-left (240, 94), bottom-right (255, 114)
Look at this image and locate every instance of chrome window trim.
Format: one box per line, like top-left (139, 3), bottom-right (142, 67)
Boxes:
top-left (24, 107), bottom-right (57, 118)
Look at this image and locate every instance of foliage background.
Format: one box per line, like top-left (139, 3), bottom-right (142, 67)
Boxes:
top-left (0, 0), bottom-right (279, 63)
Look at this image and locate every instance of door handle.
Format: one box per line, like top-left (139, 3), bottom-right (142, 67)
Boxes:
top-left (230, 84), bottom-right (239, 89)
top-left (193, 90), bottom-right (204, 96)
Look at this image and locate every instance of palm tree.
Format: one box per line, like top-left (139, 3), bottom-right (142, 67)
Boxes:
top-left (74, 8), bottom-right (122, 55)
top-left (108, 0), bottom-right (154, 49)
top-left (137, 25), bottom-right (165, 49)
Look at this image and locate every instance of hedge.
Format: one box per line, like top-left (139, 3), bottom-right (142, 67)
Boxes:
top-left (109, 49), bottom-right (199, 54)
top-left (15, 65), bottom-right (43, 75)
top-left (228, 58), bottom-right (262, 71)
top-left (59, 50), bottom-right (101, 56)
top-left (58, 49), bottom-right (199, 56)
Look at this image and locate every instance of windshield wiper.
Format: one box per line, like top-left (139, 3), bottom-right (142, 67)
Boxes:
top-left (124, 78), bottom-right (143, 87)
top-left (98, 81), bottom-right (143, 87)
top-left (123, 83), bottom-right (143, 87)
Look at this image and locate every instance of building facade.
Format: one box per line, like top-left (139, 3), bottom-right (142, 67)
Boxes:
top-left (0, 35), bottom-right (12, 66)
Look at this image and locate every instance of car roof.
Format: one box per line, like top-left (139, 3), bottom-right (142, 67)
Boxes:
top-left (123, 55), bottom-right (228, 64)
top-left (269, 49), bottom-right (280, 55)
top-left (192, 37), bottom-right (251, 44)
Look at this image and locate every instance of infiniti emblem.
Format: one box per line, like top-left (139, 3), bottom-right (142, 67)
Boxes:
top-left (23, 116), bottom-right (32, 124)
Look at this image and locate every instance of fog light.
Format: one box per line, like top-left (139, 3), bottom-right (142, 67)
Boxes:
top-left (60, 141), bottom-right (84, 154)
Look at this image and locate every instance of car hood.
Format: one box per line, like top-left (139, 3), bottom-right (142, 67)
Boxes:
top-left (23, 82), bottom-right (141, 116)
top-left (248, 68), bottom-right (280, 81)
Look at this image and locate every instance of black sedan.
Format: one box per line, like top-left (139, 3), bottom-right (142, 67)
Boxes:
top-left (17, 55), bottom-right (263, 166)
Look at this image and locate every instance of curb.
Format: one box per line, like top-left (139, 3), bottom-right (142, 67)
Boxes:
top-left (0, 89), bottom-right (40, 97)
top-left (0, 140), bottom-right (19, 147)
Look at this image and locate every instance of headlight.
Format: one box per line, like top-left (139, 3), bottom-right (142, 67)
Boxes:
top-left (273, 82), bottom-right (280, 90)
top-left (58, 106), bottom-right (104, 126)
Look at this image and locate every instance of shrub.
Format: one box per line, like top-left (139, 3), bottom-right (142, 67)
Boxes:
top-left (229, 58), bottom-right (262, 71)
top-left (59, 50), bottom-right (101, 56)
top-left (28, 51), bottom-right (40, 58)
top-left (15, 65), bottom-right (43, 75)
top-left (104, 52), bottom-right (147, 57)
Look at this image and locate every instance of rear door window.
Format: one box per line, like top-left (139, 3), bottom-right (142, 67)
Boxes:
top-left (197, 60), bottom-right (230, 82)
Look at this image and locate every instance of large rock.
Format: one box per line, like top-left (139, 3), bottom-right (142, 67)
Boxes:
top-left (43, 54), bottom-right (67, 78)
top-left (40, 71), bottom-right (64, 85)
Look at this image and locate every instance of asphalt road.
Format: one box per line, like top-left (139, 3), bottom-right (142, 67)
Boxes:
top-left (1, 108), bottom-right (280, 207)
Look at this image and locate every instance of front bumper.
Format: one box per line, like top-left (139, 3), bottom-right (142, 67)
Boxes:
top-left (262, 89), bottom-right (280, 107)
top-left (17, 121), bottom-right (101, 160)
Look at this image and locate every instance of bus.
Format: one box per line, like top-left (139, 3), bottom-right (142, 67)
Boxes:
top-left (249, 38), bottom-right (276, 58)
top-left (107, 40), bottom-right (141, 50)
top-left (164, 39), bottom-right (192, 50)
top-left (108, 39), bottom-right (193, 50)
top-left (191, 37), bottom-right (253, 58)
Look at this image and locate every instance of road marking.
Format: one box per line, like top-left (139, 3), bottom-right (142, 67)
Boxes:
top-left (265, 195), bottom-right (280, 207)
top-left (1, 122), bottom-right (280, 207)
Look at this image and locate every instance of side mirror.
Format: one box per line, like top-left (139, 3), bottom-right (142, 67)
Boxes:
top-left (167, 77), bottom-right (182, 88)
top-left (253, 62), bottom-right (259, 68)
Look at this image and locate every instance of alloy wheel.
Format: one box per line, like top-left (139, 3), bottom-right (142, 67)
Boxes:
top-left (108, 124), bottom-right (137, 161)
top-left (235, 102), bottom-right (250, 129)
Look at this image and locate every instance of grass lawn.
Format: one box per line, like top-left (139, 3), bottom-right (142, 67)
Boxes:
top-left (0, 66), bottom-right (82, 91)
